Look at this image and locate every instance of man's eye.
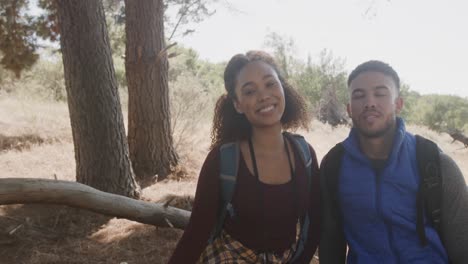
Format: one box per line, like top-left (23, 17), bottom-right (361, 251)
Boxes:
top-left (376, 93), bottom-right (387, 97)
top-left (352, 94), bottom-right (364, 99)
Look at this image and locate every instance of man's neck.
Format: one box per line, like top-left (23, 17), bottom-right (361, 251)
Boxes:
top-left (358, 128), bottom-right (396, 160)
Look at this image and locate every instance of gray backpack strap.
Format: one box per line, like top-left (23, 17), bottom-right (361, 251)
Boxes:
top-left (284, 132), bottom-right (313, 263)
top-left (208, 142), bottom-right (240, 243)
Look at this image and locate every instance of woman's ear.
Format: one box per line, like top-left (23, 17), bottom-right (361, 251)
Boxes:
top-left (233, 99), bottom-right (243, 114)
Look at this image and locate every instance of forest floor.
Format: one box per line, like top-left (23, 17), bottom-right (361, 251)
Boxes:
top-left (1, 94), bottom-right (467, 263)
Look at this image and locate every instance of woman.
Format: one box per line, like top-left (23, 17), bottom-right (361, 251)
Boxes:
top-left (169, 50), bottom-right (320, 264)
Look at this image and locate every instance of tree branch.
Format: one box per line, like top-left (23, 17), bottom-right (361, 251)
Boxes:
top-left (449, 131), bottom-right (468, 148)
top-left (0, 178), bottom-right (190, 230)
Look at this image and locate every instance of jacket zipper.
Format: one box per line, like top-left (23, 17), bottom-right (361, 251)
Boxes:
top-left (375, 170), bottom-right (400, 262)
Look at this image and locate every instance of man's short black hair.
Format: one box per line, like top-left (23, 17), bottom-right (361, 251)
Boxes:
top-left (347, 60), bottom-right (400, 91)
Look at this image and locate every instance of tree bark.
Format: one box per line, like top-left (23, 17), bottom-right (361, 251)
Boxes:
top-left (125, 0), bottom-right (178, 185)
top-left (56, 0), bottom-right (140, 197)
top-left (0, 178), bottom-right (190, 229)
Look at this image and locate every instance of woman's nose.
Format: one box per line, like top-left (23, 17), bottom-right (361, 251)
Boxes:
top-left (258, 87), bottom-right (271, 102)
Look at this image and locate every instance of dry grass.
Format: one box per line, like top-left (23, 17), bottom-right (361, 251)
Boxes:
top-left (0, 205), bottom-right (182, 264)
top-left (0, 94), bottom-right (203, 264)
top-left (0, 133), bottom-right (45, 152)
top-left (0, 94), bottom-right (466, 264)
top-left (0, 95), bottom-right (72, 141)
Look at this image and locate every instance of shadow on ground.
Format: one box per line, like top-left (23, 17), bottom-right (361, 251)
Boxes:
top-left (0, 204), bottom-right (183, 264)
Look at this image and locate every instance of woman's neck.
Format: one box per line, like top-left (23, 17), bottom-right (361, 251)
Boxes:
top-left (250, 125), bottom-right (284, 154)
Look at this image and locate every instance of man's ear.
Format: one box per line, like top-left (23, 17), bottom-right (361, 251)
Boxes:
top-left (346, 103), bottom-right (352, 118)
top-left (233, 99), bottom-right (243, 114)
top-left (395, 96), bottom-right (404, 114)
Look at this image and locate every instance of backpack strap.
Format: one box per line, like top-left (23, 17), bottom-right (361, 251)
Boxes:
top-left (322, 143), bottom-right (345, 220)
top-left (208, 141), bottom-right (240, 243)
top-left (319, 143), bottom-right (347, 264)
top-left (283, 132), bottom-right (312, 263)
top-left (209, 134), bottom-right (316, 262)
top-left (415, 135), bottom-right (442, 246)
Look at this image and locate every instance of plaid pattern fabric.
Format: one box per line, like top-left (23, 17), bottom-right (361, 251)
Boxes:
top-left (197, 230), bottom-right (296, 264)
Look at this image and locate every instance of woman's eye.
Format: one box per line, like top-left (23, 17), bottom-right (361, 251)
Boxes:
top-left (266, 81), bottom-right (277, 88)
top-left (244, 89), bottom-right (254, 96)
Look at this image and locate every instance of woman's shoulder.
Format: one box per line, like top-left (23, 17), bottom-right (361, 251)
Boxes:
top-left (203, 141), bottom-right (242, 167)
top-left (283, 132), bottom-right (316, 154)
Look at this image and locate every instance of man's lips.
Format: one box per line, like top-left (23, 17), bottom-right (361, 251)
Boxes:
top-left (361, 111), bottom-right (381, 122)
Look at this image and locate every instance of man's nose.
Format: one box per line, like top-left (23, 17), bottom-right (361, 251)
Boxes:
top-left (364, 95), bottom-right (377, 109)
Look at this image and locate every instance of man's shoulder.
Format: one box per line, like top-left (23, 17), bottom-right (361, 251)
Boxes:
top-left (320, 143), bottom-right (345, 168)
top-left (439, 152), bottom-right (466, 185)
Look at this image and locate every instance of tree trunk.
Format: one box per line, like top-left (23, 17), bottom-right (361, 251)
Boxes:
top-left (56, 0), bottom-right (140, 198)
top-left (125, 0), bottom-right (178, 185)
top-left (0, 178), bottom-right (190, 229)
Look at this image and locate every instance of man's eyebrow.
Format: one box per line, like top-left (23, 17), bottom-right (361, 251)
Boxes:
top-left (375, 85), bottom-right (390, 90)
top-left (351, 88), bottom-right (364, 94)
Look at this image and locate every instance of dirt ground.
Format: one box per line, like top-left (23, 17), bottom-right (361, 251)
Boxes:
top-left (0, 203), bottom-right (183, 263)
top-left (1, 96), bottom-right (466, 263)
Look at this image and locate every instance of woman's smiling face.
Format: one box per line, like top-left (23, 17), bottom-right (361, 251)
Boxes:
top-left (232, 60), bottom-right (286, 129)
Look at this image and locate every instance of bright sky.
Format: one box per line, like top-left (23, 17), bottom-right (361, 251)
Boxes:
top-left (174, 0), bottom-right (468, 98)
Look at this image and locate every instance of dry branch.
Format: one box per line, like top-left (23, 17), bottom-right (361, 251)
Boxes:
top-left (0, 178), bottom-right (190, 230)
top-left (449, 131), bottom-right (468, 148)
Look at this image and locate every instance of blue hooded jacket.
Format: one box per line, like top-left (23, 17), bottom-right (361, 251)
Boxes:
top-left (339, 118), bottom-right (448, 263)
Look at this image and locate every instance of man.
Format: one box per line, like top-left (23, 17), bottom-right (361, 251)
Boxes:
top-left (319, 60), bottom-right (468, 264)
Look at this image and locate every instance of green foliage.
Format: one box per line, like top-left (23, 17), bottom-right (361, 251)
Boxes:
top-left (281, 49), bottom-right (348, 125)
top-left (412, 95), bottom-right (468, 133)
top-left (263, 33), bottom-right (349, 125)
top-left (0, 64), bottom-right (15, 92)
top-left (105, 10), bottom-right (126, 88)
top-left (168, 45), bottom-right (224, 94)
top-left (0, 0), bottom-right (217, 78)
top-left (167, 46), bottom-right (223, 146)
top-left (262, 32), bottom-right (468, 131)
top-left (0, 0), bottom-right (39, 77)
top-left (21, 52), bottom-right (66, 101)
top-left (34, 0), bottom-right (59, 41)
top-left (263, 32), bottom-right (300, 78)
top-left (165, 0), bottom-right (217, 41)
top-left (398, 83), bottom-right (420, 122)
top-left (106, 10), bottom-right (125, 58)
top-left (102, 0), bottom-right (217, 41)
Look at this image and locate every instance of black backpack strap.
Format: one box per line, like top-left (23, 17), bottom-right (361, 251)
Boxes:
top-left (322, 143), bottom-right (345, 220)
top-left (283, 132), bottom-right (313, 263)
top-left (415, 135), bottom-right (442, 246)
top-left (319, 143), bottom-right (347, 263)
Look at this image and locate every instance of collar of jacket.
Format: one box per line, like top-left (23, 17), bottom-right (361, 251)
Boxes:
top-left (342, 117), bottom-right (407, 164)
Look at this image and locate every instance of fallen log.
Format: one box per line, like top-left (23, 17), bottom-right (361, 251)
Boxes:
top-left (0, 178), bottom-right (191, 230)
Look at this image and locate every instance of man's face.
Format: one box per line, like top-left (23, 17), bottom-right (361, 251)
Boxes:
top-left (347, 71), bottom-right (403, 139)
